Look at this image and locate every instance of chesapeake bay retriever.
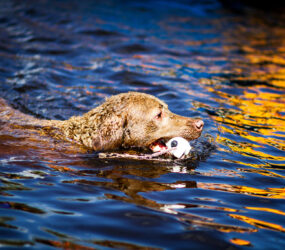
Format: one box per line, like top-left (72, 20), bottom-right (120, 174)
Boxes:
top-left (0, 92), bottom-right (203, 152)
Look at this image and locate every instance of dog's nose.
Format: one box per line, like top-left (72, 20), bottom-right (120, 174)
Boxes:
top-left (194, 120), bottom-right (204, 131)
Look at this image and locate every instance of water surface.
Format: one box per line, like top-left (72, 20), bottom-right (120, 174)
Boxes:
top-left (0, 0), bottom-right (285, 249)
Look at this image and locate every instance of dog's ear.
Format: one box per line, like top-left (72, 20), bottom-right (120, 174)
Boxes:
top-left (93, 135), bottom-right (119, 151)
top-left (92, 127), bottom-right (124, 152)
top-left (92, 136), bottom-right (104, 151)
top-left (92, 114), bottom-right (127, 151)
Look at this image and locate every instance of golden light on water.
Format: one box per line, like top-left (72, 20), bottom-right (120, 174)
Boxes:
top-left (200, 83), bottom-right (285, 162)
top-left (245, 207), bottom-right (285, 216)
top-left (229, 214), bottom-right (285, 233)
top-left (244, 54), bottom-right (285, 88)
top-left (230, 238), bottom-right (251, 246)
top-left (197, 182), bottom-right (285, 199)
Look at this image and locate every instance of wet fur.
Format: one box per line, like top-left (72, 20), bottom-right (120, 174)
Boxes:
top-left (0, 92), bottom-right (203, 151)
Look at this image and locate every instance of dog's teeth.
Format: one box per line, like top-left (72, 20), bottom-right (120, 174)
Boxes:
top-left (166, 137), bottom-right (191, 159)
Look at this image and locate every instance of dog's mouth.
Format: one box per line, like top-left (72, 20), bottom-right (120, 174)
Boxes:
top-left (149, 138), bottom-right (169, 152)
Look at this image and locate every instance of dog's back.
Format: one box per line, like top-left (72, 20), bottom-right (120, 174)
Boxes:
top-left (0, 98), bottom-right (87, 155)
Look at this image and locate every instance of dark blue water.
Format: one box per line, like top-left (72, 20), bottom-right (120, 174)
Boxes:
top-left (0, 0), bottom-right (285, 249)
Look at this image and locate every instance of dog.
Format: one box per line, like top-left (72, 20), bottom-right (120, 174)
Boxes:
top-left (0, 92), bottom-right (203, 152)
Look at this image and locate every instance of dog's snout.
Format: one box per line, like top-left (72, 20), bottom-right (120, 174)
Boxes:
top-left (194, 120), bottom-right (204, 131)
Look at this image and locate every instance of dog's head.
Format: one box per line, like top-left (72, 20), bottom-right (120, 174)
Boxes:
top-left (92, 92), bottom-right (203, 151)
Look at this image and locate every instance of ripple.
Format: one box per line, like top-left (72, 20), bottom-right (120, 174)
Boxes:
top-left (0, 201), bottom-right (45, 214)
top-left (112, 43), bottom-right (156, 54)
top-left (78, 28), bottom-right (124, 38)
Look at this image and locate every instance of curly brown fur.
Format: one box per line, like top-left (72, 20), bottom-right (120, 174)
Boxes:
top-left (0, 92), bottom-right (204, 152)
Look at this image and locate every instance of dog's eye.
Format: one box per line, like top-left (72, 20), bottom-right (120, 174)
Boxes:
top-left (155, 111), bottom-right (162, 119)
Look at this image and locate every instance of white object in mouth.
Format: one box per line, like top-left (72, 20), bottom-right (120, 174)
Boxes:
top-left (166, 137), bottom-right (191, 159)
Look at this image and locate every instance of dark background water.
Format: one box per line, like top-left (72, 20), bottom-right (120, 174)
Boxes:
top-left (0, 0), bottom-right (285, 249)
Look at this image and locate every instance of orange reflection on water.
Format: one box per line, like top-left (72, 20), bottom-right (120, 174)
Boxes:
top-left (246, 207), bottom-right (285, 216)
top-left (229, 214), bottom-right (285, 233)
top-left (244, 54), bottom-right (285, 88)
top-left (177, 211), bottom-right (257, 233)
top-left (238, 166), bottom-right (285, 178)
top-left (230, 238), bottom-right (251, 246)
top-left (210, 86), bottom-right (285, 132)
top-left (203, 84), bottom-right (285, 161)
top-left (197, 182), bottom-right (285, 199)
top-left (218, 130), bottom-right (285, 160)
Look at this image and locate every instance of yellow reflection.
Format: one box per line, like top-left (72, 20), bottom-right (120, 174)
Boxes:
top-left (244, 55), bottom-right (285, 88)
top-left (202, 84), bottom-right (285, 162)
top-left (230, 238), bottom-right (251, 246)
top-left (229, 214), bottom-right (285, 233)
top-left (178, 212), bottom-right (256, 233)
top-left (246, 207), bottom-right (285, 216)
top-left (218, 131), bottom-right (285, 160)
top-left (210, 86), bottom-right (285, 133)
top-left (197, 182), bottom-right (285, 199)
top-left (238, 166), bottom-right (285, 179)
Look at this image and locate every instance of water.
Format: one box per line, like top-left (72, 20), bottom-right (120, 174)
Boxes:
top-left (0, 0), bottom-right (285, 249)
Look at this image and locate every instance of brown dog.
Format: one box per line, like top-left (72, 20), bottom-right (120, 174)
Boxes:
top-left (0, 92), bottom-right (203, 152)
